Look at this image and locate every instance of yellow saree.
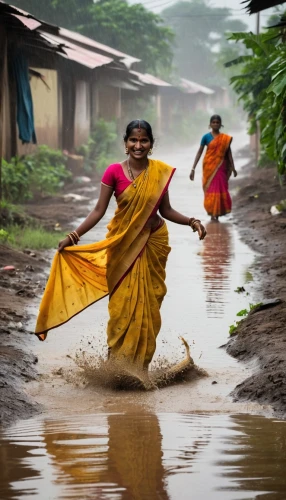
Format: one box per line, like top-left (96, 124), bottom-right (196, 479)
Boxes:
top-left (35, 160), bottom-right (175, 369)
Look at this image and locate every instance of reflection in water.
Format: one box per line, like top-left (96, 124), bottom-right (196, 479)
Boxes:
top-left (202, 221), bottom-right (233, 318)
top-left (1, 413), bottom-right (286, 499)
top-left (43, 413), bottom-right (169, 499)
top-left (218, 414), bottom-right (286, 497)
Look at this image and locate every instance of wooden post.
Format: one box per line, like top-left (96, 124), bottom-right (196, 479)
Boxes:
top-left (156, 91), bottom-right (161, 137)
top-left (255, 12), bottom-right (260, 165)
top-left (0, 29), bottom-right (7, 201)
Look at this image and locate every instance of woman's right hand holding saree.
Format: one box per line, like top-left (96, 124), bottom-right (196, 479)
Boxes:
top-left (57, 185), bottom-right (114, 253)
top-left (159, 191), bottom-right (207, 240)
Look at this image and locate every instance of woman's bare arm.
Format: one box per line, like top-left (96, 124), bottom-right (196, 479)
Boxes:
top-left (190, 145), bottom-right (204, 180)
top-left (227, 147), bottom-right (237, 177)
top-left (58, 184), bottom-right (113, 251)
top-left (159, 191), bottom-right (207, 240)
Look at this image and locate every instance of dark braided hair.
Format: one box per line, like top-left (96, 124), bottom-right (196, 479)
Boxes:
top-left (123, 119), bottom-right (154, 146)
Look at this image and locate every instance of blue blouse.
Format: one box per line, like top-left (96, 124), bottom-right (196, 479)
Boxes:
top-left (200, 132), bottom-right (214, 147)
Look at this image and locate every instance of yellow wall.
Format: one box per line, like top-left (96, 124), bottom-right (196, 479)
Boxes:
top-left (18, 68), bottom-right (58, 155)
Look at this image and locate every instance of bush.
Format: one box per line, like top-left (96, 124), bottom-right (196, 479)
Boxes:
top-left (26, 145), bottom-right (71, 194)
top-left (0, 200), bottom-right (28, 227)
top-left (77, 119), bottom-right (120, 171)
top-left (2, 157), bottom-right (32, 202)
top-left (2, 146), bottom-right (71, 203)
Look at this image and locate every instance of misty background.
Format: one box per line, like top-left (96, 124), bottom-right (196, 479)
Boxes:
top-left (128, 0), bottom-right (277, 30)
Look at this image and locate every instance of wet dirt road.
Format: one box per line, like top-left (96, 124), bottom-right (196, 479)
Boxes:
top-left (2, 131), bottom-right (286, 499)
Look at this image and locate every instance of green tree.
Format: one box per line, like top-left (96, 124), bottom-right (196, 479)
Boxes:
top-left (161, 0), bottom-right (247, 85)
top-left (10, 0), bottom-right (92, 27)
top-left (10, 0), bottom-right (174, 76)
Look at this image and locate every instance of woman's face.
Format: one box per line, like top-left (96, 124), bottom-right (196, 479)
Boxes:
top-left (210, 119), bottom-right (221, 132)
top-left (125, 128), bottom-right (151, 161)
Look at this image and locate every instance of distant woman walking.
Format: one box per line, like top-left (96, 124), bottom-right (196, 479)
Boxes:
top-left (190, 115), bottom-right (237, 221)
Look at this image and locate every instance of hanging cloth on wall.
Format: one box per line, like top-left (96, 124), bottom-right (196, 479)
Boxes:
top-left (11, 48), bottom-right (37, 144)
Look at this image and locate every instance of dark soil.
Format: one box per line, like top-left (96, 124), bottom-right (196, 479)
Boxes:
top-left (0, 171), bottom-right (100, 425)
top-left (226, 163), bottom-right (286, 418)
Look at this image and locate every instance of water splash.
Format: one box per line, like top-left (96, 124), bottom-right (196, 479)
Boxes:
top-left (60, 337), bottom-right (208, 391)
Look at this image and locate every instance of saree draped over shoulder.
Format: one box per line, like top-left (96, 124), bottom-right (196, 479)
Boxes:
top-left (35, 160), bottom-right (175, 368)
top-left (202, 133), bottom-right (232, 217)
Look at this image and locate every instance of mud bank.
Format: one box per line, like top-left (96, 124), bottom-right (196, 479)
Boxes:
top-left (0, 173), bottom-right (100, 425)
top-left (0, 249), bottom-right (44, 425)
top-left (226, 162), bottom-right (286, 418)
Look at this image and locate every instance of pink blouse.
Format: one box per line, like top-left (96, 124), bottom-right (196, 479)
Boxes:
top-left (101, 163), bottom-right (132, 198)
top-left (101, 162), bottom-right (171, 218)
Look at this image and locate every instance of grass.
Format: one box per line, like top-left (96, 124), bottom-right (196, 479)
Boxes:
top-left (5, 225), bottom-right (66, 251)
top-left (0, 201), bottom-right (66, 251)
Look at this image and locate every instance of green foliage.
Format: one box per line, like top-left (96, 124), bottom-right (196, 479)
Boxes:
top-left (2, 146), bottom-right (71, 203)
top-left (162, 0), bottom-right (247, 86)
top-left (2, 157), bottom-right (32, 202)
top-left (0, 229), bottom-right (9, 244)
top-left (229, 303), bottom-right (263, 335)
top-left (78, 119), bottom-right (120, 171)
top-left (85, 1), bottom-right (174, 76)
top-left (10, 0), bottom-right (174, 77)
top-left (7, 0), bottom-right (92, 28)
top-left (0, 200), bottom-right (28, 227)
top-left (236, 308), bottom-right (249, 317)
top-left (6, 225), bottom-right (66, 250)
top-left (229, 323), bottom-right (239, 336)
top-left (26, 145), bottom-right (71, 195)
top-left (227, 27), bottom-right (286, 174)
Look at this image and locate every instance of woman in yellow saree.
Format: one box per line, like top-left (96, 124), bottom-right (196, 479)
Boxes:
top-left (35, 120), bottom-right (206, 374)
top-left (190, 115), bottom-right (237, 221)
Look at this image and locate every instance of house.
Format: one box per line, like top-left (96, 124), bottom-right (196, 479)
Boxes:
top-left (159, 78), bottom-right (214, 134)
top-left (0, 2), bottom-right (167, 160)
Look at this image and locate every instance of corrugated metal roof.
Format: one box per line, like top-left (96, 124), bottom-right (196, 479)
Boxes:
top-left (130, 70), bottom-right (171, 87)
top-left (0, 2), bottom-right (63, 55)
top-left (39, 31), bottom-right (113, 69)
top-left (242, 0), bottom-right (285, 13)
top-left (11, 14), bottom-right (41, 30)
top-left (59, 27), bottom-right (140, 67)
top-left (108, 79), bottom-right (140, 91)
top-left (0, 0), bottom-right (30, 15)
top-left (179, 78), bottom-right (214, 95)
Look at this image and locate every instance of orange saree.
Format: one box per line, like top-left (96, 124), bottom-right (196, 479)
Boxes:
top-left (202, 133), bottom-right (232, 217)
top-left (35, 160), bottom-right (175, 369)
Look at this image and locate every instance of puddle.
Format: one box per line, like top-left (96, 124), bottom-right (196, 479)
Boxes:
top-left (1, 412), bottom-right (286, 499)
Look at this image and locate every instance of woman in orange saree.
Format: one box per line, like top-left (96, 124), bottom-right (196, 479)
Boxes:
top-left (190, 115), bottom-right (237, 221)
top-left (35, 120), bottom-right (206, 374)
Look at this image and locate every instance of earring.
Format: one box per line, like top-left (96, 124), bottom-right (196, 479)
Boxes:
top-left (148, 148), bottom-right (153, 156)
top-left (125, 147), bottom-right (129, 155)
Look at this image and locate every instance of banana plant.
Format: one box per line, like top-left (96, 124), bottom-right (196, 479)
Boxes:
top-left (226, 29), bottom-right (286, 174)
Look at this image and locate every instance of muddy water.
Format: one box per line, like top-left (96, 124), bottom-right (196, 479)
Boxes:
top-left (1, 412), bottom-right (286, 499)
top-left (2, 131), bottom-right (286, 499)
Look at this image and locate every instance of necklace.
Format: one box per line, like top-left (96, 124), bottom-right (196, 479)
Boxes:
top-left (127, 158), bottom-right (148, 188)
